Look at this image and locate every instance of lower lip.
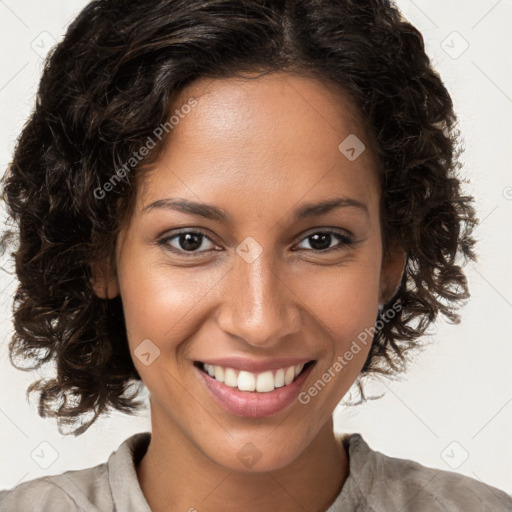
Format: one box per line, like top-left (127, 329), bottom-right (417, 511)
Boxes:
top-left (195, 363), bottom-right (315, 418)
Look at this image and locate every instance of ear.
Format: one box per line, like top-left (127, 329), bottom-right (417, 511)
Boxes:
top-left (379, 244), bottom-right (407, 306)
top-left (89, 259), bottom-right (119, 299)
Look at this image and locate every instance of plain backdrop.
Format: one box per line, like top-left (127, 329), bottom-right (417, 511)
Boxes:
top-left (1, 0), bottom-right (511, 497)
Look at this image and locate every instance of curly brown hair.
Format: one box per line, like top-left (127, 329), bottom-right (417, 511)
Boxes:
top-left (1, 0), bottom-right (477, 436)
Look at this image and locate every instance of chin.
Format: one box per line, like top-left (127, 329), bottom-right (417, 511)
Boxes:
top-left (200, 435), bottom-right (305, 474)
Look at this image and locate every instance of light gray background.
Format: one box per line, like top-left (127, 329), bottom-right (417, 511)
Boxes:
top-left (1, 0), bottom-right (511, 496)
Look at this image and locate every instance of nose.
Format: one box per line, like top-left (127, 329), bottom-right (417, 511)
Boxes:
top-left (215, 248), bottom-right (302, 349)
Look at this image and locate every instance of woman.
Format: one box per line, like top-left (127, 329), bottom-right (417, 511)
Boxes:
top-left (1, 0), bottom-right (510, 510)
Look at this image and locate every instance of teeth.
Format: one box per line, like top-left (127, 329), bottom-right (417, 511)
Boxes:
top-left (224, 368), bottom-right (238, 387)
top-left (284, 366), bottom-right (295, 385)
top-left (256, 371), bottom-right (275, 392)
top-left (202, 362), bottom-right (307, 392)
top-left (274, 368), bottom-right (285, 388)
top-left (214, 365), bottom-right (225, 382)
top-left (238, 370), bottom-right (256, 391)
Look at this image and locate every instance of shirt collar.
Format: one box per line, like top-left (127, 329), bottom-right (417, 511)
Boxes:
top-left (108, 431), bottom-right (152, 512)
top-left (107, 431), bottom-right (371, 512)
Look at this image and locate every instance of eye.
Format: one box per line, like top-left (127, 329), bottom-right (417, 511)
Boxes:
top-left (294, 229), bottom-right (354, 253)
top-left (158, 230), bottom-right (218, 255)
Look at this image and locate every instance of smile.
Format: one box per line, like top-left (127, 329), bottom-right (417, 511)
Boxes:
top-left (198, 361), bottom-right (315, 392)
top-left (193, 359), bottom-right (316, 418)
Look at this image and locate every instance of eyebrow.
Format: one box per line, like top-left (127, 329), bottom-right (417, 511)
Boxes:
top-left (142, 196), bottom-right (369, 221)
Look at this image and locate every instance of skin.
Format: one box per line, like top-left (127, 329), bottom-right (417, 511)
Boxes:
top-left (93, 71), bottom-right (405, 512)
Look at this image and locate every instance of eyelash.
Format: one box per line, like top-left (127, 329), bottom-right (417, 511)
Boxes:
top-left (157, 228), bottom-right (355, 257)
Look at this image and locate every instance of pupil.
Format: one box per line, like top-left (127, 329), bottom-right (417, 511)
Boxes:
top-left (310, 233), bottom-right (331, 251)
top-left (180, 233), bottom-right (202, 251)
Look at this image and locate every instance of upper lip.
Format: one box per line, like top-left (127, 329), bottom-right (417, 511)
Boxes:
top-left (195, 357), bottom-right (315, 373)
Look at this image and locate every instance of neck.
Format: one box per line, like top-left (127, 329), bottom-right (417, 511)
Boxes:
top-left (136, 414), bottom-right (349, 512)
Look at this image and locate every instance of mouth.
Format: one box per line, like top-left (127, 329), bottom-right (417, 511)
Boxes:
top-left (194, 360), bottom-right (316, 392)
top-left (193, 359), bottom-right (317, 418)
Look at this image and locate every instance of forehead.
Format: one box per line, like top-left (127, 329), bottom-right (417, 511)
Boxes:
top-left (137, 71), bottom-right (379, 217)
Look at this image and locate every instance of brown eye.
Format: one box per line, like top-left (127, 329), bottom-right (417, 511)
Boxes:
top-left (294, 230), bottom-right (353, 253)
top-left (158, 230), bottom-right (217, 255)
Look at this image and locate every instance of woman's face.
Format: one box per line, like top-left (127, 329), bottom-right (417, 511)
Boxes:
top-left (99, 71), bottom-right (403, 472)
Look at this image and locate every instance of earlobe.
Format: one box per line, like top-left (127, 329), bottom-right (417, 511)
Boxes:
top-left (89, 261), bottom-right (119, 299)
top-left (379, 245), bottom-right (407, 305)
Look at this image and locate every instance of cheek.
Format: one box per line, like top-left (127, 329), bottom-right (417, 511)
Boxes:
top-left (117, 260), bottom-right (225, 411)
top-left (290, 260), bottom-right (382, 418)
top-left (118, 255), bottom-right (227, 350)
top-left (296, 260), bottom-right (381, 343)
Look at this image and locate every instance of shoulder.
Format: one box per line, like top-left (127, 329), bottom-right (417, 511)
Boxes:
top-left (342, 433), bottom-right (512, 512)
top-left (0, 476), bottom-right (78, 512)
top-left (0, 446), bottom-right (113, 512)
top-left (0, 432), bottom-right (151, 512)
top-left (0, 458), bottom-right (112, 512)
top-left (0, 463), bottom-right (112, 512)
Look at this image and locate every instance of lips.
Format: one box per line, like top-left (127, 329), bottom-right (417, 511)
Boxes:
top-left (193, 358), bottom-right (316, 418)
